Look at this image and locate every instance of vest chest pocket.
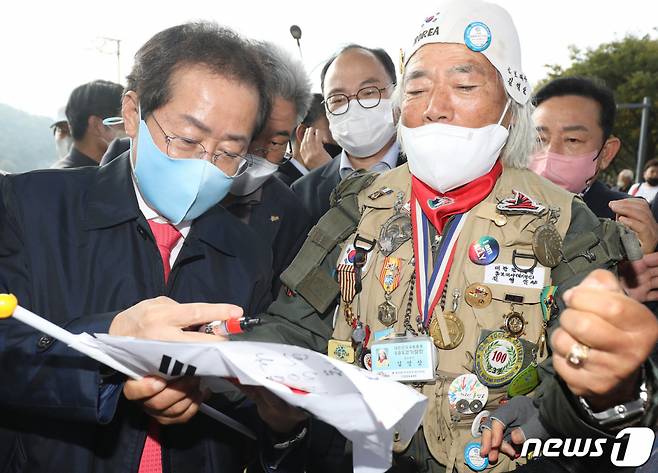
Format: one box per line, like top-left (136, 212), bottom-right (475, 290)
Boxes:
top-left (461, 245), bottom-right (549, 373)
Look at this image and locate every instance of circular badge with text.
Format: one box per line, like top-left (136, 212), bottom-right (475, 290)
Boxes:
top-left (475, 331), bottom-right (524, 388)
top-left (464, 21), bottom-right (492, 52)
top-left (464, 442), bottom-right (489, 471)
top-left (468, 236), bottom-right (500, 265)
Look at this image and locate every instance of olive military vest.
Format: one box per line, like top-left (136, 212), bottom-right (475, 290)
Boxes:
top-left (331, 164), bottom-right (574, 472)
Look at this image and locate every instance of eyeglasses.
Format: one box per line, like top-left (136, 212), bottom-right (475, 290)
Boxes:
top-left (250, 141), bottom-right (293, 165)
top-left (324, 84), bottom-right (393, 116)
top-left (150, 114), bottom-right (250, 177)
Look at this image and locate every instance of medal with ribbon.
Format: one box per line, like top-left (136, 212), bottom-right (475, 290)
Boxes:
top-left (337, 263), bottom-right (357, 326)
top-left (411, 192), bottom-right (469, 347)
top-left (377, 256), bottom-right (401, 326)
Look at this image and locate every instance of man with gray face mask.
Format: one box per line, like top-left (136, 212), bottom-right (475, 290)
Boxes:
top-left (223, 40), bottom-right (313, 297)
top-left (292, 44), bottom-right (405, 225)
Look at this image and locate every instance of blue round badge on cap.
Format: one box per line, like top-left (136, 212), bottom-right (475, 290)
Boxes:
top-left (464, 21), bottom-right (492, 52)
top-left (469, 236), bottom-right (499, 265)
top-left (464, 442), bottom-right (489, 471)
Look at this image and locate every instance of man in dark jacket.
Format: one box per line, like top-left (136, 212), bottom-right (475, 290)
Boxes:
top-left (0, 22), bottom-right (306, 473)
top-left (52, 80), bottom-right (124, 169)
top-left (223, 41), bottom-right (312, 297)
top-left (274, 94), bottom-right (341, 187)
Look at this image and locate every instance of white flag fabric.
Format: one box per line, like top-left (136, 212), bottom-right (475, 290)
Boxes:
top-left (84, 334), bottom-right (428, 473)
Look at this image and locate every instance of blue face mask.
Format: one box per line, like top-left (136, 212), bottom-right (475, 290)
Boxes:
top-left (132, 117), bottom-right (233, 225)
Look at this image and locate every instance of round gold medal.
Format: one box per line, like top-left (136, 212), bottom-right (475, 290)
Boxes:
top-left (429, 314), bottom-right (465, 350)
top-left (532, 223), bottom-right (563, 268)
top-left (493, 214), bottom-right (508, 227)
top-left (465, 283), bottom-right (493, 309)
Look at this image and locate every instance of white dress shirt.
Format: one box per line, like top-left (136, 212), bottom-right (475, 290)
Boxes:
top-left (338, 142), bottom-right (400, 180)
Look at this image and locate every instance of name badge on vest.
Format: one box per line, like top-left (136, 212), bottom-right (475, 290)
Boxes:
top-left (484, 263), bottom-right (545, 289)
top-left (370, 336), bottom-right (437, 383)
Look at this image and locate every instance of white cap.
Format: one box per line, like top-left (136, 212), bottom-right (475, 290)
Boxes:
top-left (50, 106), bottom-right (67, 128)
top-left (404, 0), bottom-right (530, 104)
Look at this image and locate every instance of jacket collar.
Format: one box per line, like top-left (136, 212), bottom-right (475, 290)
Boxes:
top-left (181, 204), bottom-right (239, 257)
top-left (82, 152), bottom-right (140, 230)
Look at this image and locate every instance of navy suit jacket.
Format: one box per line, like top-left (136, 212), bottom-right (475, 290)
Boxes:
top-left (292, 152), bottom-right (405, 226)
top-left (0, 155), bottom-right (301, 473)
top-left (582, 179), bottom-right (629, 219)
top-left (224, 176), bottom-right (311, 298)
top-left (274, 160), bottom-right (303, 187)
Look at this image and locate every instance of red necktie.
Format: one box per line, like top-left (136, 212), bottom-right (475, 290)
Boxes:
top-left (138, 221), bottom-right (181, 473)
top-left (147, 221), bottom-right (182, 283)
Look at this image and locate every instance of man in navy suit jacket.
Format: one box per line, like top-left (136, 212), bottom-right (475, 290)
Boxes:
top-left (0, 22), bottom-right (306, 473)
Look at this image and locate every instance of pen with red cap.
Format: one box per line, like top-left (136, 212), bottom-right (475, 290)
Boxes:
top-left (202, 316), bottom-right (262, 336)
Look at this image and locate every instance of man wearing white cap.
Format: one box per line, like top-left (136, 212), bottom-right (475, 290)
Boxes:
top-left (51, 106), bottom-right (73, 160)
top-left (237, 0), bottom-right (654, 471)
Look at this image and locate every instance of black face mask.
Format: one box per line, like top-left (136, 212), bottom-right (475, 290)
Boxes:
top-left (323, 143), bottom-right (342, 158)
top-left (646, 177), bottom-right (658, 187)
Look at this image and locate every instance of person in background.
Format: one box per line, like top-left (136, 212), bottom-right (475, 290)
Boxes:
top-left (292, 44), bottom-right (403, 225)
top-left (629, 158), bottom-right (658, 203)
top-left (51, 106), bottom-right (73, 160)
top-left (224, 40), bottom-right (313, 297)
top-left (52, 79), bottom-right (124, 168)
top-left (530, 77), bottom-right (658, 255)
top-left (613, 168), bottom-right (634, 192)
top-left (275, 93), bottom-right (341, 186)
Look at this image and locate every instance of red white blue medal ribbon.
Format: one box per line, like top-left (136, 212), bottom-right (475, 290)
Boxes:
top-left (411, 195), bottom-right (469, 327)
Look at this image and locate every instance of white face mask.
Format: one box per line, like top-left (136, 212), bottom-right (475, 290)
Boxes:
top-left (328, 98), bottom-right (396, 158)
top-left (399, 100), bottom-right (511, 193)
top-left (230, 154), bottom-right (279, 196)
top-left (55, 136), bottom-right (73, 160)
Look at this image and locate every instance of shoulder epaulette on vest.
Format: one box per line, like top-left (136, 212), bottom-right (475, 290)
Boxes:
top-left (280, 170), bottom-right (379, 312)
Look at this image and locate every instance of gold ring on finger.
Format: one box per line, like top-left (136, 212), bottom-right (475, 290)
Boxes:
top-left (566, 342), bottom-right (590, 367)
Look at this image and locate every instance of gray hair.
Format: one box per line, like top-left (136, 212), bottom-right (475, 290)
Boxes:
top-left (502, 99), bottom-right (536, 169)
top-left (253, 40), bottom-right (312, 124)
top-left (393, 72), bottom-right (537, 169)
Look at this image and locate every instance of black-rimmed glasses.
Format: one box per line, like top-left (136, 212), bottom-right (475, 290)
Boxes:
top-left (324, 84), bottom-right (393, 116)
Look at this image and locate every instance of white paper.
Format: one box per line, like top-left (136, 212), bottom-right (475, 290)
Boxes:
top-left (91, 334), bottom-right (428, 473)
top-left (9, 303), bottom-right (426, 472)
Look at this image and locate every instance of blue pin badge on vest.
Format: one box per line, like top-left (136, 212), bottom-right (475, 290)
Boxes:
top-left (468, 236), bottom-right (499, 265)
top-left (464, 442), bottom-right (489, 471)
